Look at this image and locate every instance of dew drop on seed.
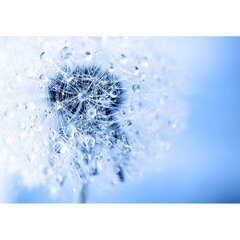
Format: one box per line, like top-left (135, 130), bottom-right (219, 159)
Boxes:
top-left (109, 64), bottom-right (114, 72)
top-left (134, 66), bottom-right (139, 75)
top-left (39, 74), bottom-right (49, 82)
top-left (127, 120), bottom-right (132, 126)
top-left (120, 54), bottom-right (128, 64)
top-left (60, 144), bottom-right (68, 154)
top-left (110, 130), bottom-right (115, 136)
top-left (85, 51), bottom-right (92, 61)
top-left (84, 136), bottom-right (95, 151)
top-left (87, 107), bottom-right (97, 119)
top-left (109, 89), bottom-right (118, 98)
top-left (132, 84), bottom-right (141, 92)
top-left (55, 101), bottom-right (63, 111)
top-left (141, 57), bottom-right (149, 67)
top-left (19, 134), bottom-right (26, 141)
top-left (77, 93), bottom-right (86, 101)
top-left (60, 46), bottom-right (72, 59)
top-left (96, 161), bottom-right (102, 173)
top-left (40, 52), bottom-right (46, 60)
top-left (15, 74), bottom-right (22, 83)
top-left (107, 141), bottom-right (112, 147)
top-left (40, 52), bottom-right (51, 62)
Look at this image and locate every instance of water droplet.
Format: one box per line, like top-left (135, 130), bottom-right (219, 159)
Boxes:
top-left (134, 66), bottom-right (139, 75)
top-left (83, 136), bottom-right (95, 152)
top-left (40, 52), bottom-right (46, 60)
top-left (96, 161), bottom-right (103, 173)
top-left (60, 46), bottom-right (72, 59)
top-left (115, 166), bottom-right (125, 182)
top-left (120, 54), bottom-right (128, 64)
top-left (19, 133), bottom-right (26, 141)
top-left (87, 107), bottom-right (97, 119)
top-left (109, 64), bottom-right (114, 72)
top-left (25, 102), bottom-right (36, 111)
top-left (168, 120), bottom-right (177, 129)
top-left (15, 74), bottom-right (22, 82)
top-left (85, 51), bottom-right (92, 61)
top-left (107, 141), bottom-right (112, 147)
top-left (39, 74), bottom-right (49, 83)
top-left (66, 124), bottom-right (77, 138)
top-left (55, 101), bottom-right (63, 111)
top-left (60, 144), bottom-right (68, 154)
top-left (127, 120), bottom-right (132, 126)
top-left (132, 84), bottom-right (141, 92)
top-left (56, 175), bottom-right (65, 186)
top-left (109, 89), bottom-right (118, 98)
top-left (77, 93), bottom-right (86, 101)
top-left (110, 130), bottom-right (115, 136)
top-left (40, 52), bottom-right (51, 62)
top-left (141, 57), bottom-right (149, 67)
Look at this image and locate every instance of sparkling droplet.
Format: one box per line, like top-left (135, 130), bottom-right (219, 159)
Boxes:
top-left (85, 51), bottom-right (92, 61)
top-left (40, 52), bottom-right (46, 60)
top-left (109, 89), bottom-right (118, 98)
top-left (19, 133), bottom-right (26, 141)
top-left (87, 107), bottom-right (97, 119)
top-left (121, 110), bottom-right (126, 116)
top-left (39, 74), bottom-right (49, 83)
top-left (132, 84), bottom-right (141, 92)
top-left (56, 175), bottom-right (65, 186)
top-left (15, 74), bottom-right (22, 82)
top-left (24, 102), bottom-right (36, 111)
top-left (55, 101), bottom-right (63, 111)
top-left (127, 120), bottom-right (132, 126)
top-left (77, 93), bottom-right (86, 101)
top-left (107, 141), bottom-right (112, 147)
top-left (120, 54), bottom-right (128, 64)
top-left (141, 57), bottom-right (149, 67)
top-left (109, 64), bottom-right (114, 72)
top-left (96, 161), bottom-right (102, 173)
top-left (134, 66), bottom-right (139, 75)
top-left (40, 52), bottom-right (51, 62)
top-left (60, 46), bottom-right (72, 59)
top-left (168, 120), bottom-right (177, 129)
top-left (60, 144), bottom-right (68, 154)
top-left (83, 136), bottom-right (95, 152)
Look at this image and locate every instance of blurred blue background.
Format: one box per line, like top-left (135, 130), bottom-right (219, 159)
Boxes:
top-left (10, 37), bottom-right (240, 203)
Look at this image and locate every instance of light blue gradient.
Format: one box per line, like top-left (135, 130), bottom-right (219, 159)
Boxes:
top-left (88, 37), bottom-right (240, 203)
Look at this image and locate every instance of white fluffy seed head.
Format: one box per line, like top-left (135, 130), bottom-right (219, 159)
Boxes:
top-left (0, 37), bottom-right (186, 198)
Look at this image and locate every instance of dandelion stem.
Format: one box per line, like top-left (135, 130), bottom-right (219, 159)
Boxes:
top-left (78, 183), bottom-right (88, 203)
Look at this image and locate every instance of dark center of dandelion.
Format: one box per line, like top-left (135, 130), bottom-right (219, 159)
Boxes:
top-left (48, 65), bottom-right (124, 119)
top-left (47, 65), bottom-right (128, 181)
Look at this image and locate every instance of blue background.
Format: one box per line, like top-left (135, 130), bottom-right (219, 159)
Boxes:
top-left (11, 37), bottom-right (240, 203)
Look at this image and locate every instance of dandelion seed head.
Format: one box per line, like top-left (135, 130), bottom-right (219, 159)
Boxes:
top-left (0, 37), bottom-right (185, 198)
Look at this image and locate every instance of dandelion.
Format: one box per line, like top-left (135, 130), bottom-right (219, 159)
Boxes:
top-left (0, 37), bottom-right (185, 202)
